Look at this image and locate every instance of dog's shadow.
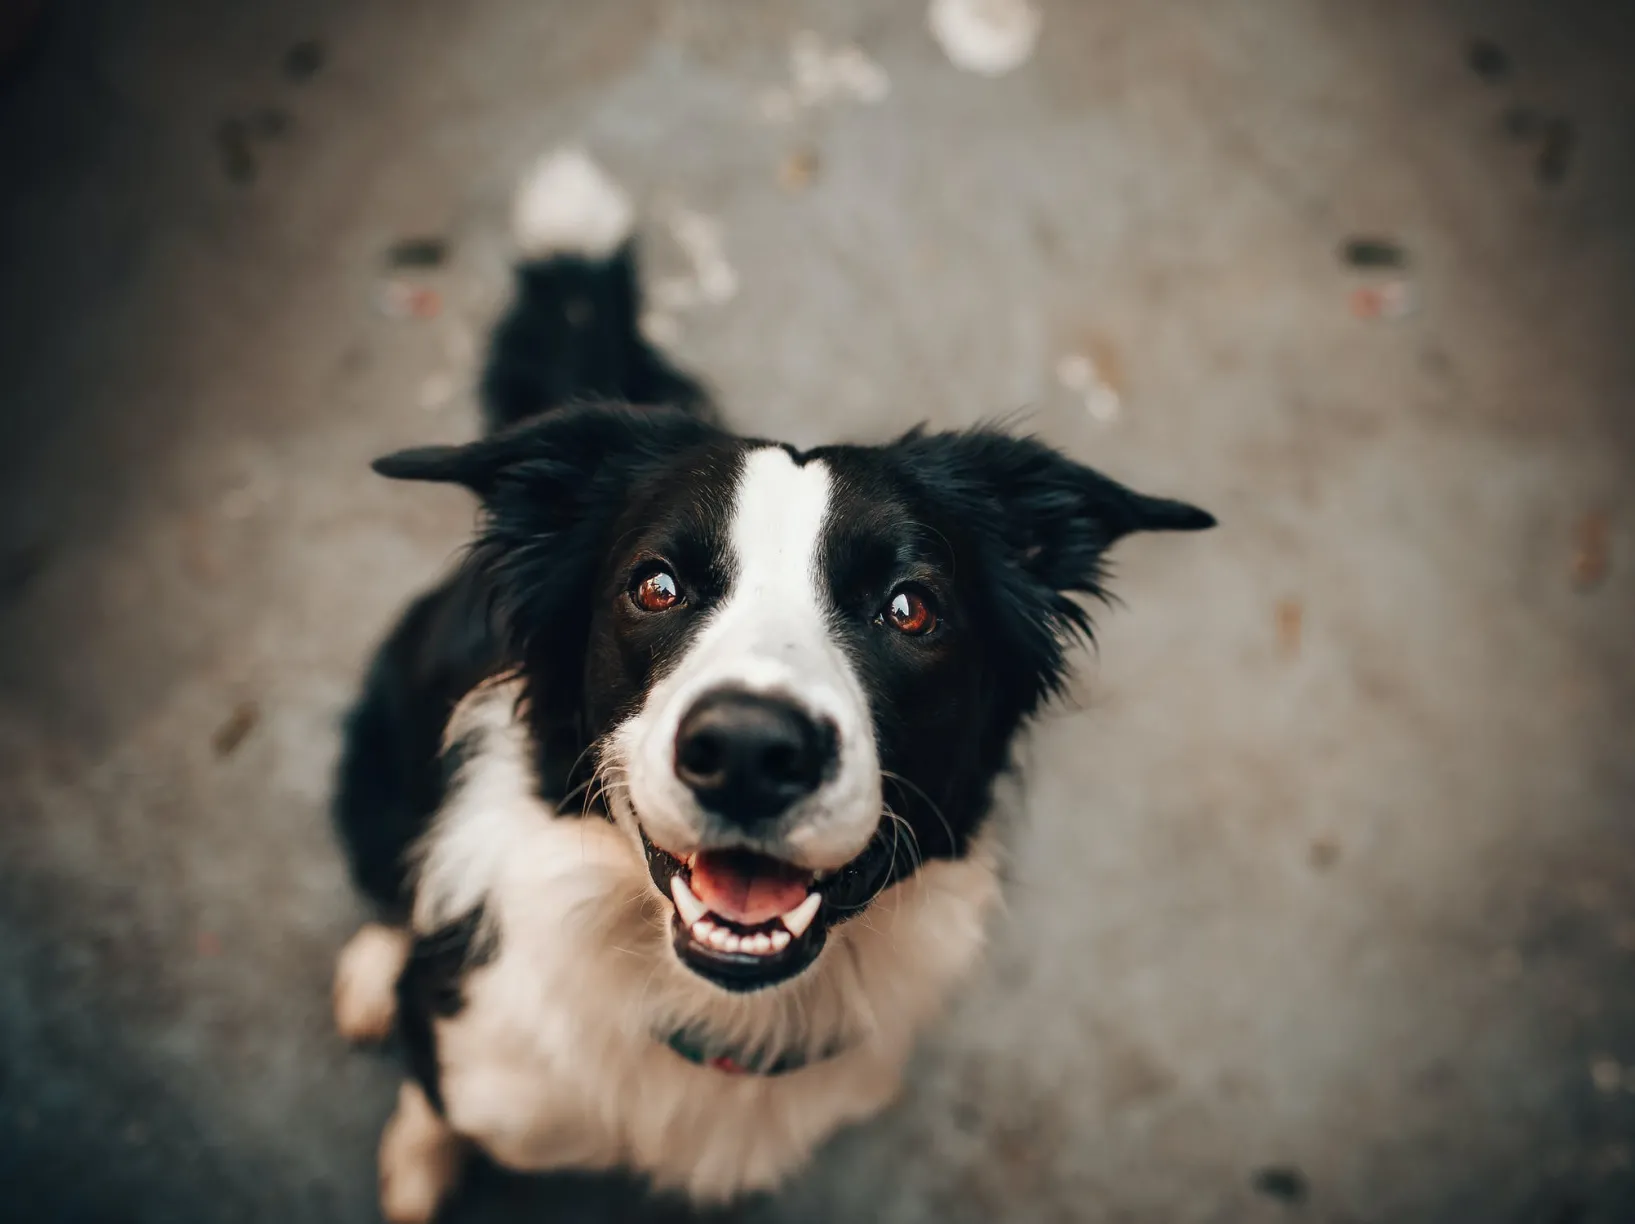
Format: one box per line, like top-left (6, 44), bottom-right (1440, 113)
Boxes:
top-left (446, 1156), bottom-right (760, 1224)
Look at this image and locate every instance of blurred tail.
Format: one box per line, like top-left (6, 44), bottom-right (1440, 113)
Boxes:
top-left (479, 148), bottom-right (708, 435)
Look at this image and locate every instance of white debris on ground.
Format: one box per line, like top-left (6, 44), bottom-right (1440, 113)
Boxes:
top-left (757, 30), bottom-right (890, 122)
top-left (1348, 278), bottom-right (1419, 321)
top-left (928, 0), bottom-right (1042, 77)
top-left (1056, 351), bottom-right (1122, 423)
top-left (418, 371), bottom-right (456, 411)
top-left (651, 202), bottom-right (738, 310)
top-left (1589, 1057), bottom-right (1635, 1095)
top-left (643, 199), bottom-right (739, 343)
top-left (639, 309), bottom-right (683, 347)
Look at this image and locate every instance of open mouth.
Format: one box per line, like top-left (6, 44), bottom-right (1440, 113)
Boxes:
top-left (640, 828), bottom-right (896, 992)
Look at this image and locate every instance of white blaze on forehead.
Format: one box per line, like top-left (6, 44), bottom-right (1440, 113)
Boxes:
top-left (729, 446), bottom-right (831, 619)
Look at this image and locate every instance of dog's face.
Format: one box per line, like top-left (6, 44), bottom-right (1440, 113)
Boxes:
top-left (376, 406), bottom-right (1212, 992)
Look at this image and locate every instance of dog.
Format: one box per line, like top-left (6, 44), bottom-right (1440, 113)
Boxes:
top-left (330, 149), bottom-right (1213, 1222)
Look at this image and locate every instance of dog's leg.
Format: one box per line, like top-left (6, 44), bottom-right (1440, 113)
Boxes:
top-left (333, 922), bottom-right (411, 1043)
top-left (379, 1080), bottom-right (465, 1224)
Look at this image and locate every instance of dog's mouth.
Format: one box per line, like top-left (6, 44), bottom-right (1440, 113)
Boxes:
top-left (640, 827), bottom-right (896, 992)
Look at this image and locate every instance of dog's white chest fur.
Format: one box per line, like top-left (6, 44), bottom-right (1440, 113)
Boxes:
top-left (414, 681), bottom-right (1001, 1203)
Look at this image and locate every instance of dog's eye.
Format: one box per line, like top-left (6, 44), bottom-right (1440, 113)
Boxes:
top-left (630, 564), bottom-right (682, 613)
top-left (881, 585), bottom-right (937, 636)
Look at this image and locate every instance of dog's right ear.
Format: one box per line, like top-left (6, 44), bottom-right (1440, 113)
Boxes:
top-left (372, 443), bottom-right (495, 490)
top-left (370, 404), bottom-right (715, 503)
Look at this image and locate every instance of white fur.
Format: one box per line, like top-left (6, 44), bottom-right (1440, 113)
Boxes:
top-left (927, 0), bottom-right (1042, 77)
top-left (511, 147), bottom-right (634, 261)
top-left (616, 446), bottom-right (883, 869)
top-left (379, 1081), bottom-right (465, 1224)
top-left (333, 922), bottom-right (410, 1043)
top-left (408, 678), bottom-right (1002, 1203)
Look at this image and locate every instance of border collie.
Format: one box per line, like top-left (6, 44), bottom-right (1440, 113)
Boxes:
top-left (330, 149), bottom-right (1213, 1222)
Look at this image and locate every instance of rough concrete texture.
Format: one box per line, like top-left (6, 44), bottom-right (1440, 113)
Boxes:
top-left (2, 1), bottom-right (1633, 1221)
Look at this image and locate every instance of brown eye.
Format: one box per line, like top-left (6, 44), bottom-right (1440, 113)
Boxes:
top-left (631, 565), bottom-right (681, 613)
top-left (883, 585), bottom-right (937, 635)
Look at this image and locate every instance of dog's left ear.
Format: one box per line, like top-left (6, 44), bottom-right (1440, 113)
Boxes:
top-left (893, 428), bottom-right (1212, 711)
top-left (893, 428), bottom-right (1214, 595)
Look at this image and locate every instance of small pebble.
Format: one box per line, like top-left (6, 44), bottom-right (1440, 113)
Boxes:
top-left (641, 311), bottom-right (682, 347)
top-left (419, 372), bottom-right (456, 410)
top-left (374, 280), bottom-right (442, 320)
top-left (1349, 280), bottom-right (1418, 321)
top-left (1570, 510), bottom-right (1609, 590)
top-left (1591, 1057), bottom-right (1624, 1094)
top-left (1275, 598), bottom-right (1303, 657)
top-left (212, 701), bottom-right (260, 757)
top-left (1055, 348), bottom-right (1122, 423)
top-left (779, 149), bottom-right (821, 192)
top-left (1308, 837), bottom-right (1340, 871)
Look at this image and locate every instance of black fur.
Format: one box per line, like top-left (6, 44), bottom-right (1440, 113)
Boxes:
top-left (811, 433), bottom-right (1214, 864)
top-left (333, 242), bottom-right (711, 912)
top-left (333, 566), bottom-right (505, 914)
top-left (396, 909), bottom-right (496, 1113)
top-left (480, 246), bottom-right (707, 434)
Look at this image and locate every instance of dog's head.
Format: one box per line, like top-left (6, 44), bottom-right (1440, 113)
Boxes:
top-left (376, 406), bottom-right (1212, 992)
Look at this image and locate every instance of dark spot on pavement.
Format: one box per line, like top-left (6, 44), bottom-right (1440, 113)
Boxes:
top-left (0, 540), bottom-right (52, 602)
top-left (1538, 117), bottom-right (1575, 186)
top-left (283, 38), bottom-right (325, 82)
top-left (215, 118), bottom-right (255, 184)
top-left (212, 701), bottom-right (260, 757)
top-left (386, 236), bottom-right (451, 269)
top-left (1502, 105), bottom-right (1545, 141)
top-left (1253, 1166), bottom-right (1309, 1204)
top-left (249, 107), bottom-right (291, 140)
top-left (1340, 237), bottom-right (1407, 269)
top-left (1467, 38), bottom-right (1511, 83)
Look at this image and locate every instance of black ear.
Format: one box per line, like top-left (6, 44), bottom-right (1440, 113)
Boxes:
top-left (893, 427), bottom-right (1213, 592)
top-left (370, 404), bottom-right (715, 501)
top-left (891, 428), bottom-right (1212, 711)
top-left (372, 443), bottom-right (493, 488)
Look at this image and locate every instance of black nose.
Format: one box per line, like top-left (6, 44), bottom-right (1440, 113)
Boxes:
top-left (673, 690), bottom-right (836, 825)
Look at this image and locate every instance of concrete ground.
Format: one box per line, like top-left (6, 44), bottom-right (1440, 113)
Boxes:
top-left (2, 1), bottom-right (1633, 1221)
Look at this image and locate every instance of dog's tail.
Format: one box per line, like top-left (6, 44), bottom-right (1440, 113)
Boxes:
top-left (479, 148), bottom-right (707, 435)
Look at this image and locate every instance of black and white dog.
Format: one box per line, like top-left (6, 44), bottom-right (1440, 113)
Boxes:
top-left (331, 150), bottom-right (1213, 1222)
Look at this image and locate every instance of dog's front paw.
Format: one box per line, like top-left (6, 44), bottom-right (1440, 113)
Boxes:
top-left (379, 1081), bottom-right (464, 1224)
top-left (333, 922), bottom-right (410, 1043)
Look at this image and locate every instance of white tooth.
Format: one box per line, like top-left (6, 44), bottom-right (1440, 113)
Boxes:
top-left (719, 931), bottom-right (742, 953)
top-left (692, 919), bottom-right (715, 941)
top-left (750, 933), bottom-right (774, 955)
top-left (780, 892), bottom-right (822, 938)
top-left (770, 928), bottom-right (791, 952)
top-left (671, 876), bottom-right (708, 925)
top-left (708, 927), bottom-right (733, 951)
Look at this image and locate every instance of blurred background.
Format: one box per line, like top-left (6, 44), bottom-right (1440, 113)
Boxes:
top-left (2, 1), bottom-right (1633, 1221)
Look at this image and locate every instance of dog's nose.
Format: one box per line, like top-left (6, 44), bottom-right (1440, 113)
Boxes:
top-left (673, 690), bottom-right (835, 825)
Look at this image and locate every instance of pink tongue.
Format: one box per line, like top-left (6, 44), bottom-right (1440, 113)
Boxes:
top-left (690, 850), bottom-right (811, 926)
